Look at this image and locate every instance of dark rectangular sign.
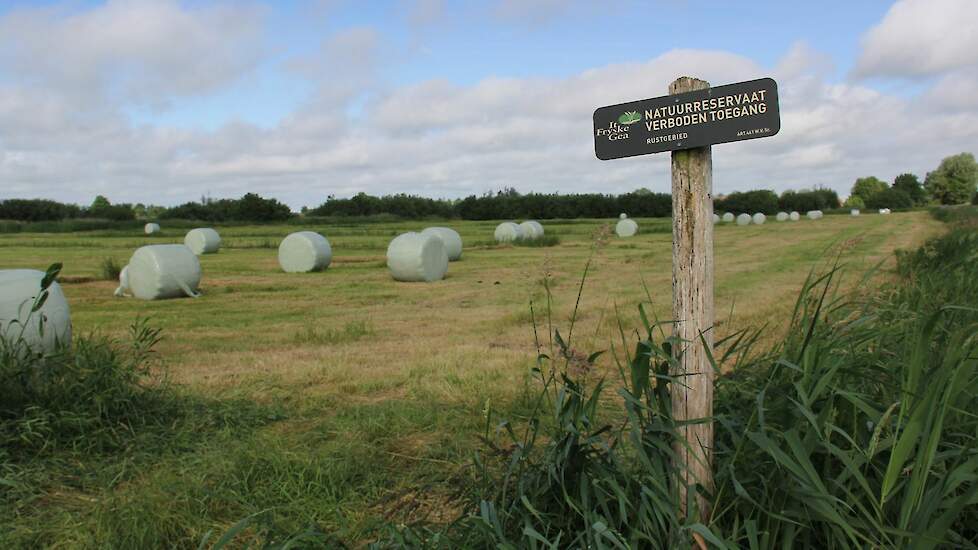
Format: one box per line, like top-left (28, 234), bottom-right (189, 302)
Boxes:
top-left (593, 77), bottom-right (780, 160)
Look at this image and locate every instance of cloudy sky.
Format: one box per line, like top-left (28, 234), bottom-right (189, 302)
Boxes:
top-left (1, 0), bottom-right (976, 209)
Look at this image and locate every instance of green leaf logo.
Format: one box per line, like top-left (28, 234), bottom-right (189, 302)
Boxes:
top-left (618, 111), bottom-right (641, 125)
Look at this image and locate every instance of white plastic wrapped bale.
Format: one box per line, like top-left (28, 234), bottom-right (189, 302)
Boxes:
top-left (736, 213), bottom-right (751, 225)
top-left (713, 214), bottom-right (720, 223)
top-left (789, 211), bottom-right (800, 221)
top-left (519, 220), bottom-right (545, 240)
top-left (494, 222), bottom-right (523, 243)
top-left (114, 264), bottom-right (130, 297)
top-left (184, 228), bottom-right (221, 255)
top-left (144, 223), bottom-right (160, 235)
top-left (722, 212), bottom-right (735, 222)
top-left (776, 212), bottom-right (789, 222)
top-left (125, 245), bottom-right (202, 300)
top-left (278, 231), bottom-right (332, 273)
top-left (615, 217), bottom-right (638, 237)
top-left (387, 232), bottom-right (448, 282)
top-left (421, 227), bottom-right (463, 261)
top-left (752, 213), bottom-right (767, 225)
top-left (0, 269), bottom-right (72, 355)
top-left (851, 209), bottom-right (860, 216)
top-left (879, 208), bottom-right (891, 215)
top-left (807, 210), bottom-right (819, 220)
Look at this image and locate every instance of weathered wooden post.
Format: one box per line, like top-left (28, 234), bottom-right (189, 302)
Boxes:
top-left (592, 76), bottom-right (780, 523)
top-left (668, 76), bottom-right (714, 520)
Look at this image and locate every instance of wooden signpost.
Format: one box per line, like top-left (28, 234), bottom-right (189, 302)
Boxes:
top-left (592, 76), bottom-right (780, 520)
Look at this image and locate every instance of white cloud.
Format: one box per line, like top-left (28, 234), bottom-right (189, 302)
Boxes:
top-left (0, 0), bottom-right (265, 108)
top-left (853, 0), bottom-right (978, 78)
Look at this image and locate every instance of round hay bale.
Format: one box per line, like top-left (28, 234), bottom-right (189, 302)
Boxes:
top-left (615, 218), bottom-right (638, 237)
top-left (736, 213), bottom-right (751, 225)
top-left (713, 213), bottom-right (720, 223)
top-left (789, 211), bottom-right (800, 221)
top-left (184, 228), bottom-right (221, 255)
top-left (114, 264), bottom-right (130, 297)
top-left (752, 213), bottom-right (767, 225)
top-left (879, 208), bottom-right (891, 215)
top-left (0, 269), bottom-right (72, 354)
top-left (387, 232), bottom-right (448, 282)
top-left (278, 231), bottom-right (332, 273)
top-left (807, 210), bottom-right (819, 220)
top-left (144, 223), bottom-right (160, 235)
top-left (851, 209), bottom-right (860, 216)
top-left (519, 220), bottom-right (545, 240)
top-left (421, 227), bottom-right (463, 261)
top-left (127, 244), bottom-right (202, 300)
top-left (494, 222), bottom-right (523, 243)
top-left (722, 212), bottom-right (735, 222)
top-left (776, 212), bottom-right (789, 221)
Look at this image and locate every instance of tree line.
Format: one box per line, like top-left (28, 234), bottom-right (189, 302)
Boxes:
top-left (0, 193), bottom-right (292, 223)
top-left (3, 153), bottom-right (974, 223)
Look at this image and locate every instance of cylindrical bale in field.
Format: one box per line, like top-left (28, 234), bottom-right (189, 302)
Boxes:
top-left (114, 264), bottom-right (130, 297)
top-left (278, 231), bottom-right (332, 273)
top-left (519, 220), bottom-right (545, 240)
top-left (851, 209), bottom-right (860, 216)
top-left (184, 228), bottom-right (221, 255)
top-left (815, 210), bottom-right (824, 219)
top-left (713, 213), bottom-right (720, 223)
top-left (387, 232), bottom-right (448, 282)
top-left (494, 222), bottom-right (523, 243)
top-left (752, 213), bottom-right (767, 225)
top-left (789, 211), bottom-right (800, 221)
top-left (776, 212), bottom-right (789, 222)
top-left (126, 244), bottom-right (202, 300)
top-left (0, 269), bottom-right (72, 354)
top-left (736, 213), bottom-right (751, 225)
top-left (144, 222), bottom-right (160, 235)
top-left (421, 227), bottom-right (463, 261)
top-left (807, 210), bottom-right (820, 220)
top-left (615, 217), bottom-right (638, 237)
top-left (879, 208), bottom-right (891, 215)
top-left (722, 212), bottom-right (735, 223)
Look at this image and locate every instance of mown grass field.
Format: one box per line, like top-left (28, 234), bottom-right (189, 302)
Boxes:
top-left (0, 212), bottom-right (943, 546)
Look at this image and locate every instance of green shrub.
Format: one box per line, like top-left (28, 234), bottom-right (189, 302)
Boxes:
top-left (98, 257), bottom-right (123, 281)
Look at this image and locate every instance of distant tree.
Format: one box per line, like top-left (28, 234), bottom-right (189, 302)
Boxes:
top-left (843, 195), bottom-right (866, 209)
top-left (91, 195), bottom-right (111, 210)
top-left (231, 193), bottom-right (292, 222)
top-left (925, 153), bottom-right (978, 205)
top-left (892, 173), bottom-right (927, 205)
top-left (850, 177), bottom-right (889, 203)
top-left (0, 199), bottom-right (78, 221)
top-left (779, 188), bottom-right (839, 212)
top-left (715, 190), bottom-right (779, 214)
top-left (86, 195), bottom-right (134, 221)
top-left (865, 188), bottom-right (913, 210)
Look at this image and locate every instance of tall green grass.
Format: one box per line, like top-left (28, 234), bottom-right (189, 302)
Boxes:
top-left (374, 209), bottom-right (978, 548)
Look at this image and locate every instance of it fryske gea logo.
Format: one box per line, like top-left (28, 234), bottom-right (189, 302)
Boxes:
top-left (596, 110), bottom-right (640, 141)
